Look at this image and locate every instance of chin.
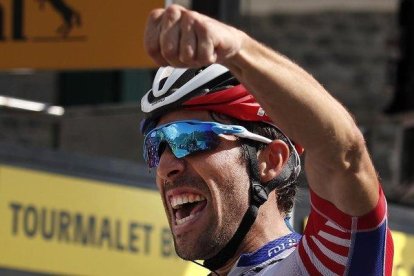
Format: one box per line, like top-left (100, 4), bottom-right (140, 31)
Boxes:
top-left (173, 234), bottom-right (225, 261)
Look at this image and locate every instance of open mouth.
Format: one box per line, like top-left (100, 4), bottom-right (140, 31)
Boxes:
top-left (170, 193), bottom-right (207, 225)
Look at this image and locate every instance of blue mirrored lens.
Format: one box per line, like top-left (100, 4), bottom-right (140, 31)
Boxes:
top-left (144, 121), bottom-right (220, 168)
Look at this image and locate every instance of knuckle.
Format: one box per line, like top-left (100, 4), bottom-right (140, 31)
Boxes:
top-left (181, 34), bottom-right (195, 47)
top-left (187, 10), bottom-right (200, 19)
top-left (162, 44), bottom-right (177, 59)
top-left (166, 4), bottom-right (180, 11)
top-left (165, 5), bottom-right (181, 22)
top-left (179, 51), bottom-right (193, 64)
top-left (208, 54), bottom-right (217, 64)
top-left (181, 10), bottom-right (195, 25)
top-left (196, 23), bottom-right (209, 36)
top-left (148, 8), bottom-right (164, 22)
top-left (184, 43), bottom-right (195, 55)
top-left (180, 18), bottom-right (192, 32)
top-left (179, 37), bottom-right (195, 63)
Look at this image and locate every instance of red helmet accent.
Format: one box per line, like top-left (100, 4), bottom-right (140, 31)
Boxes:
top-left (183, 84), bottom-right (305, 154)
top-left (183, 84), bottom-right (273, 123)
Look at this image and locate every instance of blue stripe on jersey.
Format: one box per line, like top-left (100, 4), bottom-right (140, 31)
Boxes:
top-left (237, 232), bottom-right (302, 267)
top-left (347, 221), bottom-right (387, 275)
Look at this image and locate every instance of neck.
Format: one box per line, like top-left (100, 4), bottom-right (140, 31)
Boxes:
top-left (212, 194), bottom-right (291, 275)
top-left (214, 259), bottom-right (238, 276)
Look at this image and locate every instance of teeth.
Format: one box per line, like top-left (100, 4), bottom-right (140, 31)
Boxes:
top-left (170, 193), bottom-right (206, 209)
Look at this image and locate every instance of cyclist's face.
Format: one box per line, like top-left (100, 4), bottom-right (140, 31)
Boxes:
top-left (155, 110), bottom-right (250, 260)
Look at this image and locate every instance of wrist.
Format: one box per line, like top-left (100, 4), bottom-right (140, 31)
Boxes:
top-left (222, 33), bottom-right (268, 82)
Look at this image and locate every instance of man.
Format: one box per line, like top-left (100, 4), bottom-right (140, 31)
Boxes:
top-left (140, 4), bottom-right (394, 275)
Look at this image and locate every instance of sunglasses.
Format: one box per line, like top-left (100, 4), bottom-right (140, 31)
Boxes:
top-left (143, 120), bottom-right (272, 168)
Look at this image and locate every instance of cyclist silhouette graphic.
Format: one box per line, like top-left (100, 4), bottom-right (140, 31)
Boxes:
top-left (37, 0), bottom-right (81, 37)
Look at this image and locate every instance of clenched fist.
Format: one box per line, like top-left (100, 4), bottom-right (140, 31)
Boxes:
top-left (144, 4), bottom-right (245, 67)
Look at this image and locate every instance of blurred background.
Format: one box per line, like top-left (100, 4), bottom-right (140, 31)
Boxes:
top-left (0, 0), bottom-right (413, 275)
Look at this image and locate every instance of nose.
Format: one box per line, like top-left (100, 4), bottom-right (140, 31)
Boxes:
top-left (156, 146), bottom-right (185, 183)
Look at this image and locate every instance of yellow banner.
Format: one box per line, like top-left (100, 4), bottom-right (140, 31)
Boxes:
top-left (0, 165), bottom-right (208, 275)
top-left (0, 0), bottom-right (161, 70)
top-left (393, 231), bottom-right (414, 276)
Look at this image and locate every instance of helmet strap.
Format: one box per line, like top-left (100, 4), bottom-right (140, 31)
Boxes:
top-left (203, 145), bottom-right (269, 271)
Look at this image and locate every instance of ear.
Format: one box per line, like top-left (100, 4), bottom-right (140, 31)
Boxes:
top-left (258, 140), bottom-right (290, 183)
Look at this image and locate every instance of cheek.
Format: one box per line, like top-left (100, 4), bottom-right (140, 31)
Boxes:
top-left (200, 147), bottom-right (251, 231)
top-left (202, 144), bottom-right (241, 168)
top-left (195, 146), bottom-right (250, 194)
top-left (218, 146), bottom-right (247, 177)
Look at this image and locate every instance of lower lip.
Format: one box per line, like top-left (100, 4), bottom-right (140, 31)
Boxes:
top-left (172, 202), bottom-right (208, 235)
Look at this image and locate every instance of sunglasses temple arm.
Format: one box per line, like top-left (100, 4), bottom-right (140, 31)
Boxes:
top-left (234, 131), bottom-right (273, 144)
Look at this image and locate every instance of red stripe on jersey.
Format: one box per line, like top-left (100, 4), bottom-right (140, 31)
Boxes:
top-left (385, 229), bottom-right (394, 275)
top-left (310, 190), bottom-right (353, 229)
top-left (298, 240), bottom-right (322, 275)
top-left (316, 233), bottom-right (349, 256)
top-left (304, 212), bottom-right (318, 235)
top-left (310, 185), bottom-right (387, 230)
top-left (306, 211), bottom-right (349, 238)
top-left (319, 225), bottom-right (350, 240)
top-left (304, 212), bottom-right (350, 256)
top-left (308, 202), bottom-right (351, 239)
top-left (306, 234), bottom-right (345, 275)
top-left (355, 187), bottom-right (387, 230)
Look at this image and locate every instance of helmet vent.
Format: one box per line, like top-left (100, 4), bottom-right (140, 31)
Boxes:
top-left (158, 77), bottom-right (168, 91)
top-left (173, 69), bottom-right (199, 89)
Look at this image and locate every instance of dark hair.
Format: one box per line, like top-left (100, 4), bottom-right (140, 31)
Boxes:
top-left (210, 112), bottom-right (298, 215)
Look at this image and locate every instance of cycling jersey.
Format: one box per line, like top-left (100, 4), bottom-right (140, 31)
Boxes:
top-left (228, 187), bottom-right (394, 275)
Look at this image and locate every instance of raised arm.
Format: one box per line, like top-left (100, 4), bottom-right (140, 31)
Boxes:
top-left (144, 5), bottom-right (379, 216)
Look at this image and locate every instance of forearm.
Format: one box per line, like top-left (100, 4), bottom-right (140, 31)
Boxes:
top-left (225, 36), bottom-right (353, 153)
top-left (224, 35), bottom-right (379, 215)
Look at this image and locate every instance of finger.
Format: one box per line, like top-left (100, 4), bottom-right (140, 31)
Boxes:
top-left (160, 5), bottom-right (185, 66)
top-left (194, 18), bottom-right (217, 65)
top-left (179, 11), bottom-right (197, 65)
top-left (144, 8), bottom-right (168, 66)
